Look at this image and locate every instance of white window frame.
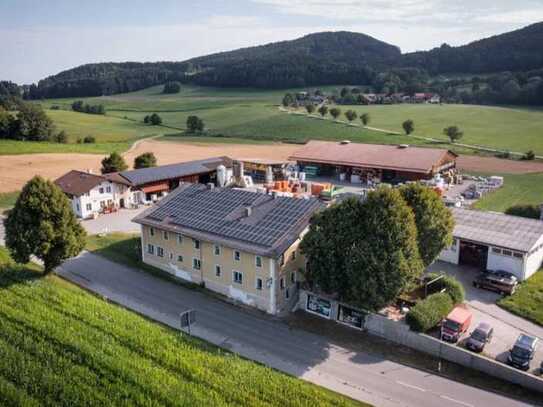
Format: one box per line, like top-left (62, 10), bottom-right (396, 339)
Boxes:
top-left (106, 186), bottom-right (112, 193)
top-left (255, 255), bottom-right (262, 268)
top-left (233, 270), bottom-right (243, 284)
top-left (86, 203), bottom-right (92, 211)
top-left (177, 255), bottom-right (184, 262)
top-left (99, 187), bottom-right (104, 194)
top-left (163, 231), bottom-right (169, 240)
top-left (214, 244), bottom-right (221, 256)
top-left (256, 278), bottom-right (263, 290)
top-left (177, 234), bottom-right (183, 245)
top-left (233, 250), bottom-right (241, 261)
top-left (215, 265), bottom-right (222, 277)
top-left (193, 258), bottom-right (201, 270)
top-left (150, 227), bottom-right (155, 236)
top-left (147, 244), bottom-right (155, 255)
top-left (193, 239), bottom-right (200, 250)
top-left (156, 247), bottom-right (164, 258)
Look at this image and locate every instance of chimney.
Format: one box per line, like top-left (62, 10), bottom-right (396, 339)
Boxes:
top-left (244, 206), bottom-right (252, 217)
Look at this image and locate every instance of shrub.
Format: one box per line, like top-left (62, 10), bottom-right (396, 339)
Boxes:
top-left (505, 204), bottom-right (541, 219)
top-left (83, 135), bottom-right (96, 144)
top-left (522, 150), bottom-right (535, 160)
top-left (406, 292), bottom-right (453, 332)
top-left (50, 105), bottom-right (60, 110)
top-left (426, 273), bottom-right (465, 304)
top-left (52, 130), bottom-right (68, 144)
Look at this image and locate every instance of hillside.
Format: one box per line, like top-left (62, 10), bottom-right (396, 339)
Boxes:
top-left (15, 22), bottom-right (543, 99)
top-left (401, 22), bottom-right (543, 74)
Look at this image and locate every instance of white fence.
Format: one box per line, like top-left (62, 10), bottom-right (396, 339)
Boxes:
top-left (298, 290), bottom-right (543, 393)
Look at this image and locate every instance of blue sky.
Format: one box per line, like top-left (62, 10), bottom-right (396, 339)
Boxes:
top-left (2, 0), bottom-right (543, 84)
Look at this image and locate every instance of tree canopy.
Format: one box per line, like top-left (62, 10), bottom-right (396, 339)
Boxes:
top-left (101, 152), bottom-right (128, 174)
top-left (402, 119), bottom-right (414, 135)
top-left (344, 110), bottom-right (357, 122)
top-left (329, 107), bottom-right (341, 120)
top-left (134, 152), bottom-right (157, 169)
top-left (443, 126), bottom-right (463, 143)
top-left (186, 115), bottom-right (205, 132)
top-left (317, 105), bottom-right (328, 117)
top-left (4, 176), bottom-right (86, 273)
top-left (360, 113), bottom-right (370, 126)
top-left (163, 81), bottom-right (181, 94)
top-left (301, 188), bottom-right (424, 311)
top-left (399, 184), bottom-right (454, 266)
top-left (0, 103), bottom-right (56, 141)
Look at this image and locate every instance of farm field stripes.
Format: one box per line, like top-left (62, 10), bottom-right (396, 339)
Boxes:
top-left (0, 247), bottom-right (363, 406)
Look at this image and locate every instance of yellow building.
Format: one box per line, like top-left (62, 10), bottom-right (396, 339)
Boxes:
top-left (134, 183), bottom-right (323, 315)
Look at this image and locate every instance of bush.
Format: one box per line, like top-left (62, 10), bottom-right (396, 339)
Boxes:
top-left (52, 130), bottom-right (68, 144)
top-left (83, 135), bottom-right (96, 144)
top-left (426, 273), bottom-right (465, 304)
top-left (50, 105), bottom-right (60, 110)
top-left (522, 150), bottom-right (535, 160)
top-left (505, 204), bottom-right (541, 219)
top-left (406, 292), bottom-right (453, 332)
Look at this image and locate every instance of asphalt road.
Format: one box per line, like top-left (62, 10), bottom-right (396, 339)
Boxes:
top-left (57, 252), bottom-right (532, 407)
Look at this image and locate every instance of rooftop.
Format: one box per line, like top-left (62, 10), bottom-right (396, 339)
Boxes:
top-left (118, 156), bottom-right (232, 186)
top-left (451, 208), bottom-right (543, 253)
top-left (55, 170), bottom-right (106, 196)
top-left (134, 184), bottom-right (324, 257)
top-left (289, 140), bottom-right (457, 174)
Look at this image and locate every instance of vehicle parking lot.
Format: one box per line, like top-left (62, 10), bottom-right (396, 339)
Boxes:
top-left (427, 261), bottom-right (543, 375)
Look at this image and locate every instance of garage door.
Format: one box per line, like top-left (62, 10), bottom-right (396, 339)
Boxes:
top-left (459, 241), bottom-right (488, 270)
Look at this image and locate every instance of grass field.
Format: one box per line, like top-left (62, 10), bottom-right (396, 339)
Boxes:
top-left (499, 270), bottom-right (543, 326)
top-left (22, 84), bottom-right (542, 157)
top-left (0, 246), bottom-right (363, 406)
top-left (472, 172), bottom-right (543, 212)
top-left (0, 191), bottom-right (19, 210)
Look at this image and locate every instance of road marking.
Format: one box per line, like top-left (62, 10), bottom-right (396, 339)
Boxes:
top-left (395, 380), bottom-right (426, 392)
top-left (440, 395), bottom-right (474, 407)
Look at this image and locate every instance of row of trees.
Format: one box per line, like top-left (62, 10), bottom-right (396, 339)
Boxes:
top-left (100, 151), bottom-right (157, 174)
top-left (71, 100), bottom-right (105, 115)
top-left (301, 184), bottom-right (454, 311)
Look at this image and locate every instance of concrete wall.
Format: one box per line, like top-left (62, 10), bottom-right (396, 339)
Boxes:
top-left (487, 249), bottom-right (524, 280)
top-left (299, 290), bottom-right (543, 393)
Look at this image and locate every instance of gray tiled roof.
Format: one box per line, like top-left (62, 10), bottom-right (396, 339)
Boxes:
top-left (451, 208), bottom-right (543, 252)
top-left (119, 156), bottom-right (232, 186)
top-left (133, 184), bottom-right (324, 257)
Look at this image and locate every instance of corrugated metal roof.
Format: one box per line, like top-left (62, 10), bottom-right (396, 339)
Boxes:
top-left (289, 140), bottom-right (456, 174)
top-left (452, 208), bottom-right (543, 252)
top-left (119, 156), bottom-right (232, 186)
top-left (133, 184), bottom-right (324, 257)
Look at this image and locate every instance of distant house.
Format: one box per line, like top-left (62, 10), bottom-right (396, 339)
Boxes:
top-left (55, 170), bottom-right (134, 219)
top-left (134, 184), bottom-right (323, 315)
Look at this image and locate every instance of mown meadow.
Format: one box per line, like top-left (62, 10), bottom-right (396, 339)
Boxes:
top-left (0, 246), bottom-right (364, 406)
top-left (3, 84), bottom-right (542, 156)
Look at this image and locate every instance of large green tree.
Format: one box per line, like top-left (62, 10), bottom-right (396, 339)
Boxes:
top-left (399, 184), bottom-right (454, 266)
top-left (329, 107), bottom-right (341, 120)
top-left (344, 109), bottom-right (357, 123)
top-left (360, 113), bottom-right (370, 126)
top-left (186, 115), bottom-right (204, 132)
top-left (402, 119), bottom-right (414, 135)
top-left (101, 152), bottom-right (128, 174)
top-left (301, 188), bottom-right (424, 311)
top-left (4, 176), bottom-right (86, 273)
top-left (15, 103), bottom-right (55, 141)
top-left (134, 152), bottom-right (157, 169)
top-left (443, 125), bottom-right (463, 143)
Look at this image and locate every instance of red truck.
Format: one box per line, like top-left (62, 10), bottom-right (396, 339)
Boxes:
top-left (441, 305), bottom-right (472, 343)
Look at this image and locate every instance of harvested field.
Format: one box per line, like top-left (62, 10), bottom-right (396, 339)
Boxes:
top-left (1, 139), bottom-right (542, 193)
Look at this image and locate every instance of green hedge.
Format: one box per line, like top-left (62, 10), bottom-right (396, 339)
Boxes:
top-left (406, 292), bottom-right (453, 332)
top-left (427, 273), bottom-right (465, 305)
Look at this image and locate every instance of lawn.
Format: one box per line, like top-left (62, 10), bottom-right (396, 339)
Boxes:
top-left (472, 172), bottom-right (543, 212)
top-left (23, 84), bottom-right (543, 156)
top-left (499, 270), bottom-right (543, 326)
top-left (0, 246), bottom-right (363, 406)
top-left (0, 191), bottom-right (19, 210)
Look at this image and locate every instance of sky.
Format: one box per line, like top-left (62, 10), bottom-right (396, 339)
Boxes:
top-left (2, 0), bottom-right (543, 84)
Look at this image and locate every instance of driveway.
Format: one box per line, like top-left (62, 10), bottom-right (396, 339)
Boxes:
top-left (80, 207), bottom-right (147, 235)
top-left (56, 252), bottom-right (530, 407)
top-left (428, 261), bottom-right (543, 374)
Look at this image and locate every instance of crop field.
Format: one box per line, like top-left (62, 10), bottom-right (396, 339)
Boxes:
top-left (0, 246), bottom-right (363, 406)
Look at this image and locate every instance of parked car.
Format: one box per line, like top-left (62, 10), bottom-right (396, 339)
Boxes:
top-left (473, 270), bottom-right (518, 295)
top-left (441, 305), bottom-right (472, 343)
top-left (508, 334), bottom-right (538, 371)
top-left (466, 322), bottom-right (493, 352)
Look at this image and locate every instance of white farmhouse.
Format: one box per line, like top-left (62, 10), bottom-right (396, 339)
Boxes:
top-left (55, 170), bottom-right (135, 219)
top-left (439, 208), bottom-right (543, 281)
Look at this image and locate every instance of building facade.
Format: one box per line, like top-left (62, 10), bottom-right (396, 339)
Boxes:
top-left (134, 184), bottom-right (322, 315)
top-left (439, 208), bottom-right (543, 280)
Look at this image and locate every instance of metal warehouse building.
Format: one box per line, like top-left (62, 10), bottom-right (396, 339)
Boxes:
top-left (439, 208), bottom-right (543, 280)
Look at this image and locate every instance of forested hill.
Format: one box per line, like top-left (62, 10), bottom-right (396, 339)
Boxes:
top-left (185, 31), bottom-right (400, 87)
top-left (401, 22), bottom-right (543, 74)
top-left (19, 22), bottom-right (543, 98)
